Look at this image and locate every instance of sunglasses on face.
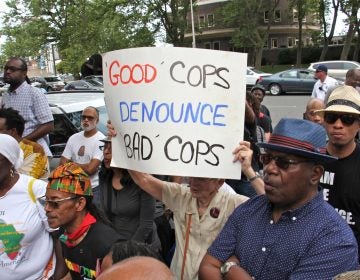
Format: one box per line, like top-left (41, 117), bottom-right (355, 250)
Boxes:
top-left (81, 115), bottom-right (95, 121)
top-left (4, 66), bottom-right (26, 72)
top-left (260, 153), bottom-right (310, 170)
top-left (43, 196), bottom-right (77, 209)
top-left (324, 113), bottom-right (359, 126)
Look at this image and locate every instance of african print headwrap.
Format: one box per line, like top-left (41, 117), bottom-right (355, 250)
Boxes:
top-left (47, 162), bottom-right (92, 196)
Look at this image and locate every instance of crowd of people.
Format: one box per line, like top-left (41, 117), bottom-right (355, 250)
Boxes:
top-left (0, 56), bottom-right (360, 280)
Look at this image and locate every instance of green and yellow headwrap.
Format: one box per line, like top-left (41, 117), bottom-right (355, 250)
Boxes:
top-left (47, 162), bottom-right (93, 196)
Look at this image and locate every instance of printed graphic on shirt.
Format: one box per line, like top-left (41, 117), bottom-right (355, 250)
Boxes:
top-left (0, 220), bottom-right (25, 260)
top-left (65, 258), bottom-right (96, 280)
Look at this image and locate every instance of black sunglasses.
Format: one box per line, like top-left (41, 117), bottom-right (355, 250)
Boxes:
top-left (324, 113), bottom-right (359, 126)
top-left (4, 66), bottom-right (26, 72)
top-left (260, 154), bottom-right (310, 170)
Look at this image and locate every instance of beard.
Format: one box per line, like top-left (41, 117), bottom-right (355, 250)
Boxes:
top-left (81, 122), bottom-right (96, 132)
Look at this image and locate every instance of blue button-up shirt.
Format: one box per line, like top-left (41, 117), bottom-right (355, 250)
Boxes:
top-left (208, 191), bottom-right (358, 279)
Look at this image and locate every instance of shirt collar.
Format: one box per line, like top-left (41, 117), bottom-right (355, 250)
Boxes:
top-left (8, 81), bottom-right (28, 94)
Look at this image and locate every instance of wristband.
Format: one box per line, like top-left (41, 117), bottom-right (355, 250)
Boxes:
top-left (248, 172), bottom-right (261, 182)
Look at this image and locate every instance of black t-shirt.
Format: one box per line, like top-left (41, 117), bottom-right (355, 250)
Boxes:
top-left (320, 143), bottom-right (360, 245)
top-left (62, 222), bottom-right (121, 280)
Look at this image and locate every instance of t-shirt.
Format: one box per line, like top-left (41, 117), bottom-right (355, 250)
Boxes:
top-left (62, 222), bottom-right (121, 280)
top-left (311, 76), bottom-right (339, 101)
top-left (62, 131), bottom-right (105, 187)
top-left (0, 175), bottom-right (53, 280)
top-left (321, 144), bottom-right (360, 246)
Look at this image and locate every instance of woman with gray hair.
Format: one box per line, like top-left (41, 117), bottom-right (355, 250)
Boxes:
top-left (0, 134), bottom-right (56, 279)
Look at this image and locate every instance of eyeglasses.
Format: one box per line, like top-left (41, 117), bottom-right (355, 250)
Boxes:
top-left (324, 113), bottom-right (359, 126)
top-left (4, 66), bottom-right (26, 72)
top-left (81, 115), bottom-right (95, 121)
top-left (43, 196), bottom-right (77, 209)
top-left (260, 154), bottom-right (310, 170)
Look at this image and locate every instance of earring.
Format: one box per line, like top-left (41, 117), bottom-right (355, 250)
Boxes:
top-left (10, 169), bottom-right (14, 178)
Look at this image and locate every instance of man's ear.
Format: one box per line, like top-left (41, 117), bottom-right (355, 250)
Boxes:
top-left (75, 197), bottom-right (87, 212)
top-left (310, 164), bottom-right (324, 185)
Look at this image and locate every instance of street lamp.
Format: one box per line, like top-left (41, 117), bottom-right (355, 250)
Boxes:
top-left (190, 0), bottom-right (196, 48)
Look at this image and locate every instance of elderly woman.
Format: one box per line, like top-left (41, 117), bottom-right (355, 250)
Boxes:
top-left (107, 125), bottom-right (264, 280)
top-left (99, 136), bottom-right (161, 251)
top-left (0, 134), bottom-right (55, 279)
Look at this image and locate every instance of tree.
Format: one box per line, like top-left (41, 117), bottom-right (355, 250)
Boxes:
top-left (318, 0), bottom-right (341, 61)
top-left (144, 0), bottom-right (191, 47)
top-left (339, 0), bottom-right (360, 60)
top-left (221, 0), bottom-right (280, 69)
top-left (288, 0), bottom-right (318, 67)
top-left (1, 0), bottom-right (156, 75)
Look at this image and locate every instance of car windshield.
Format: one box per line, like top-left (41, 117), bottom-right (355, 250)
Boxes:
top-left (45, 77), bottom-right (62, 82)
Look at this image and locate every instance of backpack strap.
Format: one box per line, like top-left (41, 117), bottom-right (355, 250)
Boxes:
top-left (28, 177), bottom-right (37, 203)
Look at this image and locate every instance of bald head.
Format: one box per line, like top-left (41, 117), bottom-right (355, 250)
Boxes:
top-left (97, 256), bottom-right (174, 280)
top-left (345, 68), bottom-right (360, 89)
top-left (304, 98), bottom-right (325, 124)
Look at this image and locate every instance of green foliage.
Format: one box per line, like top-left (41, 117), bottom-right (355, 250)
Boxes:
top-left (0, 0), bottom-right (156, 75)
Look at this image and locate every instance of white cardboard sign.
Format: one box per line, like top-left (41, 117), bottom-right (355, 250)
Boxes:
top-left (103, 47), bottom-right (247, 179)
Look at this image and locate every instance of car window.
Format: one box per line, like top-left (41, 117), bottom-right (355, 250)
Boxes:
top-left (325, 62), bottom-right (342, 69)
top-left (45, 77), bottom-right (62, 82)
top-left (343, 62), bottom-right (356, 70)
top-left (281, 70), bottom-right (298, 78)
top-left (299, 70), bottom-right (313, 79)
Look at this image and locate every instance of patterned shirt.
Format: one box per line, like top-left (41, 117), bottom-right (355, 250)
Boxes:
top-left (208, 191), bottom-right (358, 280)
top-left (1, 81), bottom-right (53, 156)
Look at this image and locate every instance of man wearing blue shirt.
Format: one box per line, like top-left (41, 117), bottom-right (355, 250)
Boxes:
top-left (199, 118), bottom-right (358, 280)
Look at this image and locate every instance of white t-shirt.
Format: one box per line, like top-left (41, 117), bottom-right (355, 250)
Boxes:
top-left (0, 174), bottom-right (53, 280)
top-left (311, 76), bottom-right (339, 101)
top-left (62, 130), bottom-right (105, 187)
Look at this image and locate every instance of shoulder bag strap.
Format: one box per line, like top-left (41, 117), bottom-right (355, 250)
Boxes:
top-left (181, 213), bottom-right (192, 280)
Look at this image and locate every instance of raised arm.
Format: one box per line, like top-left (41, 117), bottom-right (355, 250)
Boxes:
top-left (233, 141), bottom-right (264, 195)
top-left (127, 170), bottom-right (164, 201)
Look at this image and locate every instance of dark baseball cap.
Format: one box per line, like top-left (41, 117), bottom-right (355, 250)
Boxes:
top-left (316, 64), bottom-right (328, 73)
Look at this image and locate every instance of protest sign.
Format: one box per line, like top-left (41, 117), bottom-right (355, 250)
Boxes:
top-left (103, 47), bottom-right (247, 179)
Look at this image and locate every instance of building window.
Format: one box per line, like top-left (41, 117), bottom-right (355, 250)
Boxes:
top-left (288, 37), bottom-right (295, 48)
top-left (271, 38), bottom-right (278, 49)
top-left (274, 10), bottom-right (281, 22)
top-left (204, 42), bottom-right (211, 49)
top-left (264, 11), bottom-right (269, 22)
top-left (199, 15), bottom-right (205, 28)
top-left (207, 14), bottom-right (214, 27)
top-left (213, 41), bottom-right (220, 50)
top-left (293, 9), bottom-right (306, 22)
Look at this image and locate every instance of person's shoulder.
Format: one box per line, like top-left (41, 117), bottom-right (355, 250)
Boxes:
top-left (93, 131), bottom-right (106, 140)
top-left (91, 222), bottom-right (121, 240)
top-left (20, 138), bottom-right (46, 154)
top-left (231, 194), bottom-right (267, 215)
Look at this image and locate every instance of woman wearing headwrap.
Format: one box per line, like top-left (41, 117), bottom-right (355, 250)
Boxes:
top-left (0, 134), bottom-right (55, 279)
top-left (45, 162), bottom-right (121, 280)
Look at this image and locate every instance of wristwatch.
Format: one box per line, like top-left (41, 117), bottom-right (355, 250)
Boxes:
top-left (248, 172), bottom-right (261, 182)
top-left (220, 261), bottom-right (239, 275)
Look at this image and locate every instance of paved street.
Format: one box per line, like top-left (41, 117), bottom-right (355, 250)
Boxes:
top-left (262, 94), bottom-right (311, 127)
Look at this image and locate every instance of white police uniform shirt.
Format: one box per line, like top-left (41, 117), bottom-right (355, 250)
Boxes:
top-left (311, 76), bottom-right (338, 101)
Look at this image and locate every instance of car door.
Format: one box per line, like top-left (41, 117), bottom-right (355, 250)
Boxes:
top-left (279, 70), bottom-right (299, 93)
top-left (298, 70), bottom-right (316, 94)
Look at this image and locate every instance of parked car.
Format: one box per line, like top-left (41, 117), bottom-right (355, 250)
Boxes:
top-left (44, 76), bottom-right (66, 91)
top-left (29, 77), bottom-right (52, 92)
top-left (0, 77), bottom-right (5, 87)
top-left (308, 60), bottom-right (360, 80)
top-left (258, 68), bottom-right (316, 95)
top-left (47, 90), bottom-right (107, 168)
top-left (83, 75), bottom-right (103, 87)
top-left (63, 80), bottom-right (103, 91)
top-left (246, 67), bottom-right (271, 87)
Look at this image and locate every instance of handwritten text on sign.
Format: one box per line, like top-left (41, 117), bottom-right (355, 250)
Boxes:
top-left (103, 47), bottom-right (247, 179)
